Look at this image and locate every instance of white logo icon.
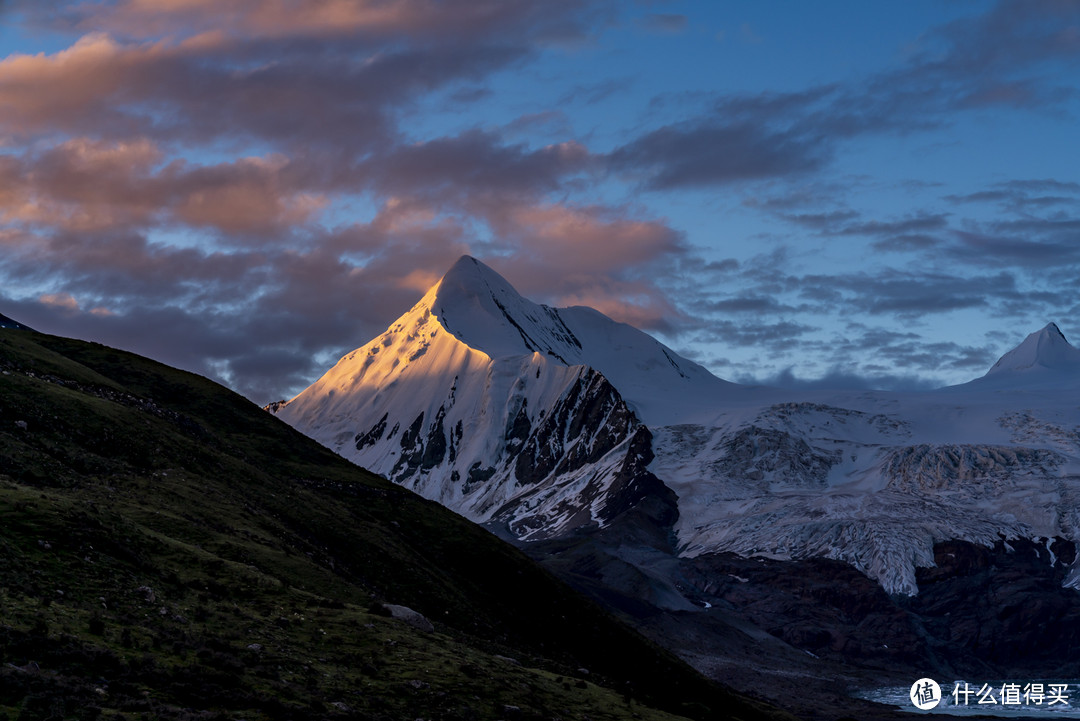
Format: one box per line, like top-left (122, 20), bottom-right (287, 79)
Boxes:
top-left (911, 678), bottom-right (942, 710)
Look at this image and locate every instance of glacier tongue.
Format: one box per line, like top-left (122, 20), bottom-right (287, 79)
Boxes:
top-left (271, 257), bottom-right (1080, 597)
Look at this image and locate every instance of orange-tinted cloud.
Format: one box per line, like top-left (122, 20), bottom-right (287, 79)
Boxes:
top-left (0, 29), bottom-right (526, 151)
top-left (0, 33), bottom-right (173, 137)
top-left (493, 203), bottom-right (683, 273)
top-left (474, 203), bottom-right (686, 332)
top-left (0, 139), bottom-right (328, 236)
top-left (39, 291), bottom-right (114, 316)
top-left (75, 0), bottom-right (599, 42)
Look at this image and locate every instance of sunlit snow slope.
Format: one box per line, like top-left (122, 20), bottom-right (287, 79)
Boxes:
top-left (273, 256), bottom-right (729, 537)
top-left (273, 258), bottom-right (1080, 596)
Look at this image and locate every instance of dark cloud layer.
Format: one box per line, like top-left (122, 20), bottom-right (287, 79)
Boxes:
top-left (610, 0), bottom-right (1080, 190)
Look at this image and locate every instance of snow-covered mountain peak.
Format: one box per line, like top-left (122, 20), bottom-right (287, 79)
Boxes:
top-left (422, 255), bottom-right (586, 363)
top-left (984, 322), bottom-right (1080, 378)
top-left (428, 255), bottom-right (522, 330)
top-left (432, 254), bottom-right (515, 306)
top-left (413, 255), bottom-right (741, 425)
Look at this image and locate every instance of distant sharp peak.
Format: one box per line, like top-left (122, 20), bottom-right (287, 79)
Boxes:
top-left (985, 322), bottom-right (1080, 376)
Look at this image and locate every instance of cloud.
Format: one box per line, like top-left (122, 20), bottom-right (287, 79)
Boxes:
top-left (0, 0), bottom-right (694, 402)
top-left (39, 292), bottom-right (80, 312)
top-left (609, 119), bottom-right (830, 189)
top-left (4, 297), bottom-right (329, 401)
top-left (0, 31), bottom-right (540, 153)
top-left (44, 0), bottom-right (612, 46)
top-left (0, 233), bottom-right (461, 402)
top-left (704, 295), bottom-right (808, 315)
top-left (834, 213), bottom-right (951, 238)
top-left (726, 320), bottom-right (999, 390)
top-left (503, 110), bottom-right (573, 137)
top-left (772, 207), bottom-right (951, 251)
top-left (466, 202), bottom-right (689, 331)
top-left (0, 139), bottom-right (329, 237)
top-left (944, 179), bottom-right (1080, 212)
top-left (693, 231), bottom-right (1071, 334)
top-left (486, 203), bottom-right (684, 272)
top-left (367, 130), bottom-right (593, 202)
top-left (946, 229), bottom-right (1080, 269)
top-left (4, 0), bottom-right (1077, 402)
top-left (797, 270), bottom-right (1021, 316)
top-left (635, 14), bottom-right (687, 35)
top-left (611, 1), bottom-right (1080, 190)
top-left (39, 292), bottom-right (113, 316)
top-left (558, 77), bottom-right (634, 105)
top-left (2, 181), bottom-right (690, 400)
top-left (735, 366), bottom-right (944, 392)
top-left (692, 319), bottom-right (817, 350)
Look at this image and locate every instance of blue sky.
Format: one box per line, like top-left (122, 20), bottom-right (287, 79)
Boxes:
top-left (0, 0), bottom-right (1078, 402)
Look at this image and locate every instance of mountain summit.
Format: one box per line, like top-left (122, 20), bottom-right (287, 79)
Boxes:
top-left (423, 255), bottom-right (737, 422)
top-left (984, 322), bottom-right (1080, 378)
top-left (426, 255), bottom-right (582, 360)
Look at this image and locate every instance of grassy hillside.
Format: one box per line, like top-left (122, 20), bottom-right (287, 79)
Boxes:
top-left (0, 328), bottom-right (793, 721)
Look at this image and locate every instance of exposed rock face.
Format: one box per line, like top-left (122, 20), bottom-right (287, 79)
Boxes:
top-left (512, 369), bottom-right (635, 486)
top-left (354, 412), bottom-right (387, 451)
top-left (485, 370), bottom-right (657, 539)
top-left (883, 444), bottom-right (1063, 492)
top-left (706, 426), bottom-right (840, 488)
top-left (597, 427), bottom-right (678, 529)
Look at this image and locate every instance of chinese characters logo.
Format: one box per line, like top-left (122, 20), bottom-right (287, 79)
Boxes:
top-left (909, 679), bottom-right (1073, 710)
top-left (910, 678), bottom-right (941, 710)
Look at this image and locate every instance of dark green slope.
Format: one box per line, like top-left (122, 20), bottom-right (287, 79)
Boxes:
top-left (0, 328), bottom-right (794, 721)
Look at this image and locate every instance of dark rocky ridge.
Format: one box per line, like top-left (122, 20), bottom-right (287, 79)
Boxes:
top-left (512, 369), bottom-right (635, 486)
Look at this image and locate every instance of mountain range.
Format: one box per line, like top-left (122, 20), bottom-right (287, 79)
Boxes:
top-left (272, 256), bottom-right (1080, 597)
top-left (266, 256), bottom-right (1080, 716)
